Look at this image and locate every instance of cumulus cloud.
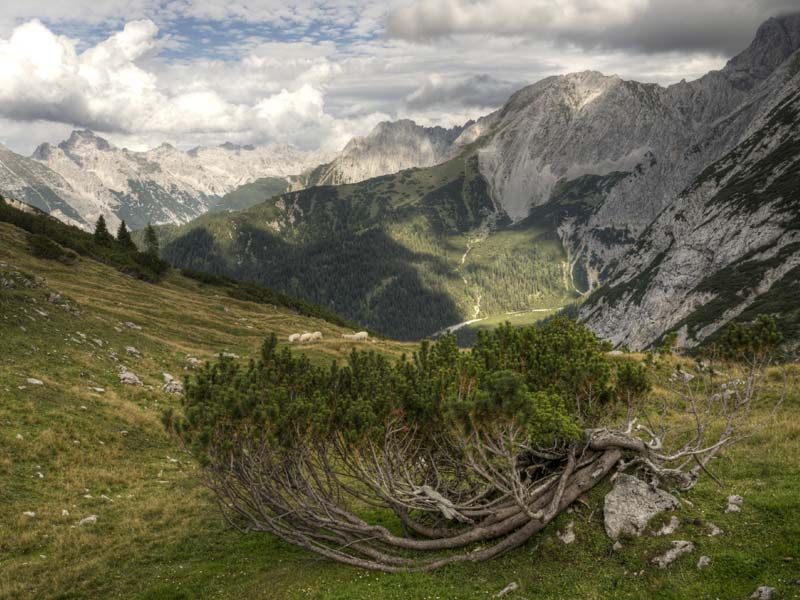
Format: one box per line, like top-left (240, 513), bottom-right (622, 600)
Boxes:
top-left (0, 19), bottom-right (386, 152)
top-left (387, 0), bottom-right (800, 54)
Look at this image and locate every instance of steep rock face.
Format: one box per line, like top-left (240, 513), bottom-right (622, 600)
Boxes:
top-left (309, 120), bottom-right (466, 186)
top-left (581, 70), bottom-right (800, 350)
top-left (465, 14), bottom-right (800, 291)
top-left (0, 144), bottom-right (97, 229)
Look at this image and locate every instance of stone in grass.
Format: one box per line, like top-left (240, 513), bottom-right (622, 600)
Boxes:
top-left (495, 582), bottom-right (519, 597)
top-left (726, 495), bottom-right (744, 513)
top-left (656, 516), bottom-right (680, 536)
top-left (706, 522), bottom-right (723, 536)
top-left (604, 474), bottom-right (680, 540)
top-left (78, 515), bottom-right (97, 526)
top-left (751, 587), bottom-right (776, 600)
top-left (124, 321), bottom-right (142, 330)
top-left (697, 556), bottom-right (711, 570)
top-left (162, 373), bottom-right (184, 395)
top-left (652, 541), bottom-right (695, 568)
top-left (22, 511), bottom-right (36, 518)
top-left (125, 346), bottom-right (141, 358)
top-left (557, 521), bottom-right (576, 545)
top-left (26, 378), bottom-right (44, 385)
top-left (118, 368), bottom-right (142, 386)
top-left (16, 433), bottom-right (24, 441)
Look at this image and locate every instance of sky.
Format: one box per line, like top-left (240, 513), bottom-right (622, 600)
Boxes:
top-left (0, 0), bottom-right (797, 155)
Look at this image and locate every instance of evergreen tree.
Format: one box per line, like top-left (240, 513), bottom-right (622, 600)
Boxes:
top-left (93, 215), bottom-right (112, 246)
top-left (143, 223), bottom-right (160, 258)
top-left (116, 220), bottom-right (136, 251)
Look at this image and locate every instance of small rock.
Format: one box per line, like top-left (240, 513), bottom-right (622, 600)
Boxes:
top-left (89, 387), bottom-right (105, 393)
top-left (61, 509), bottom-right (69, 517)
top-left (78, 515), bottom-right (97, 526)
top-left (16, 433), bottom-right (23, 441)
top-left (613, 541), bottom-right (624, 552)
top-left (706, 522), bottom-right (723, 536)
top-left (652, 540), bottom-right (695, 568)
top-left (220, 351), bottom-right (239, 359)
top-left (118, 368), bottom-right (142, 386)
top-left (557, 521), bottom-right (576, 545)
top-left (22, 511), bottom-right (36, 518)
top-left (36, 471), bottom-right (44, 479)
top-left (670, 369), bottom-right (695, 383)
top-left (697, 556), bottom-right (711, 570)
top-left (656, 516), bottom-right (680, 536)
top-left (604, 474), bottom-right (680, 540)
top-left (751, 586), bottom-right (776, 600)
top-left (495, 582), bottom-right (519, 598)
top-left (124, 321), bottom-right (142, 330)
top-left (125, 346), bottom-right (141, 358)
top-left (726, 495), bottom-right (744, 513)
top-left (26, 378), bottom-right (44, 385)
top-left (48, 293), bottom-right (63, 304)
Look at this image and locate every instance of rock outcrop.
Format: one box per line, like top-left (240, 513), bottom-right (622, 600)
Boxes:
top-left (603, 474), bottom-right (680, 540)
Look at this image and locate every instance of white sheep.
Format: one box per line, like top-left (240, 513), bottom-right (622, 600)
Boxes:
top-left (311, 331), bottom-right (323, 340)
top-left (299, 333), bottom-right (314, 342)
top-left (342, 331), bottom-right (369, 341)
top-left (288, 333), bottom-right (301, 342)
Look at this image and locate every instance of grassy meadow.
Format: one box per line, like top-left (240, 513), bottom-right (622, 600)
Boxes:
top-left (1, 220), bottom-right (799, 599)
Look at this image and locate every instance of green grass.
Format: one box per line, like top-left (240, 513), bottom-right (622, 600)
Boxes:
top-left (1, 220), bottom-right (799, 599)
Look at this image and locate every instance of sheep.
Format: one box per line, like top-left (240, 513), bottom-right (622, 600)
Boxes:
top-left (311, 331), bottom-right (323, 341)
top-left (288, 333), bottom-right (301, 342)
top-left (342, 331), bottom-right (369, 341)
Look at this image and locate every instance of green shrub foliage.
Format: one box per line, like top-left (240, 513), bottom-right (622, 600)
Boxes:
top-left (27, 233), bottom-right (78, 264)
top-left (171, 319), bottom-right (632, 465)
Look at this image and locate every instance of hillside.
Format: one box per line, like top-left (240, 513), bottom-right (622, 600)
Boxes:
top-left (158, 153), bottom-right (578, 340)
top-left (2, 218), bottom-right (799, 598)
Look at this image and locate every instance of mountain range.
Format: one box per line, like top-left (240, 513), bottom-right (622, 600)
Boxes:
top-left (3, 13), bottom-right (800, 350)
top-left (0, 131), bottom-right (330, 231)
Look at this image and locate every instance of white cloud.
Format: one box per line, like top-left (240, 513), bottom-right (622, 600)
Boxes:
top-left (0, 19), bottom-right (386, 152)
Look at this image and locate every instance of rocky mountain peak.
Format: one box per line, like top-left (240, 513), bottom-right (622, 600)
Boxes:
top-left (723, 12), bottom-right (800, 87)
top-left (58, 130), bottom-right (113, 153)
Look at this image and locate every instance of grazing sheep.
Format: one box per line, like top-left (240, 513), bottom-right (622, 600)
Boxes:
top-left (299, 333), bottom-right (314, 342)
top-left (311, 331), bottom-right (323, 340)
top-left (288, 333), bottom-right (301, 342)
top-left (342, 331), bottom-right (369, 341)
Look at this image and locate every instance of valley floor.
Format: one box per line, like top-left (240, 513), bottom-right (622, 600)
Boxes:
top-left (1, 221), bottom-right (799, 599)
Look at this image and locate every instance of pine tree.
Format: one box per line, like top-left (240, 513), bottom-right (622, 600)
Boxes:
top-left (143, 223), bottom-right (160, 258)
top-left (116, 220), bottom-right (136, 251)
top-left (93, 215), bottom-right (112, 246)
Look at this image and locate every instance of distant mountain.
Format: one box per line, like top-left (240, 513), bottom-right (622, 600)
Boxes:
top-left (0, 131), bottom-right (331, 231)
top-left (305, 119), bottom-right (468, 186)
top-left (159, 13), bottom-right (800, 346)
